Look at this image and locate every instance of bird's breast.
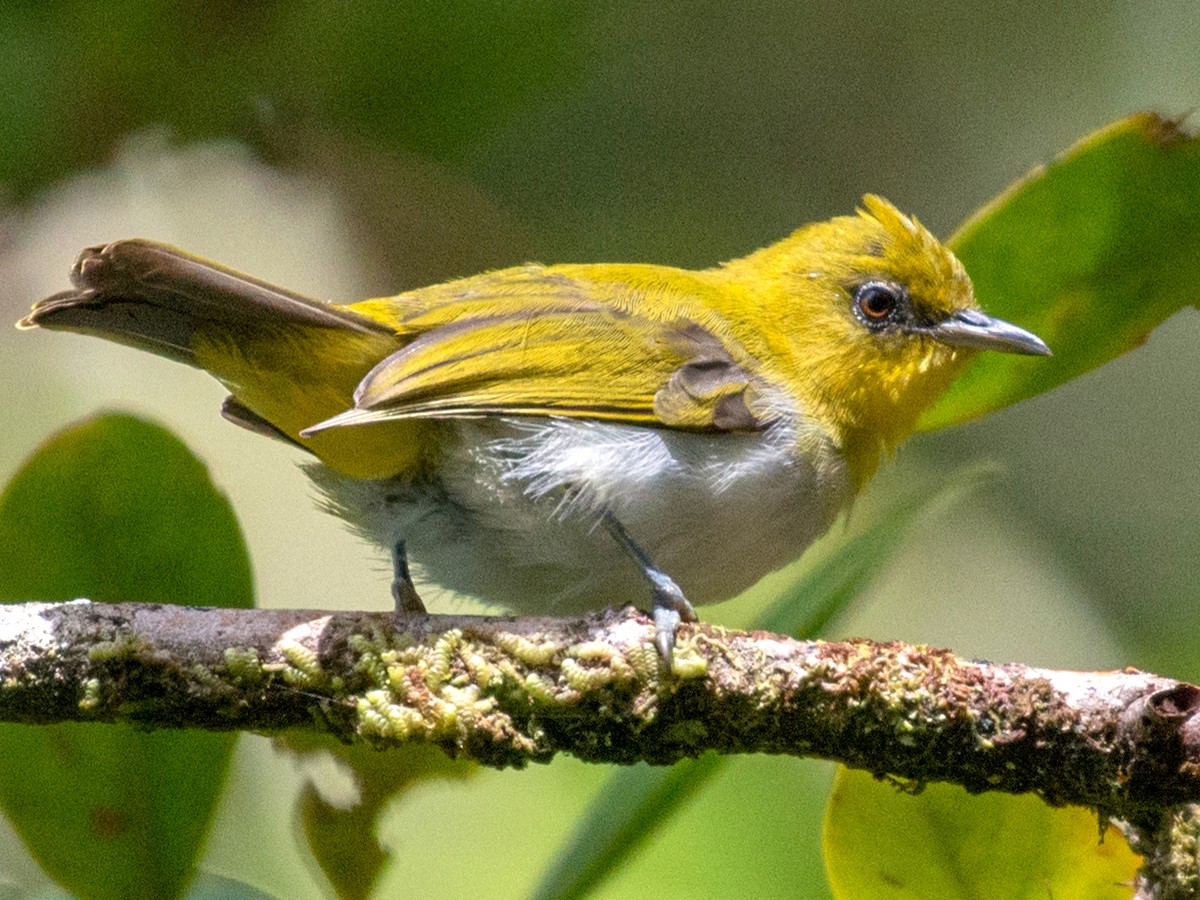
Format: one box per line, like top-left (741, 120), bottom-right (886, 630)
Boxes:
top-left (310, 414), bottom-right (853, 616)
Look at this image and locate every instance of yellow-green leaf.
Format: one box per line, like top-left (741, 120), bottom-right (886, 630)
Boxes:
top-left (824, 767), bottom-right (1139, 900)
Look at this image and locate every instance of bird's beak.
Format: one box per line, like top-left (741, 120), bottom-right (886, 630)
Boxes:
top-left (929, 309), bottom-right (1051, 356)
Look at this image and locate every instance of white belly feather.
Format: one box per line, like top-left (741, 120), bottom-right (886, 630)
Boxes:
top-left (308, 414), bottom-right (851, 617)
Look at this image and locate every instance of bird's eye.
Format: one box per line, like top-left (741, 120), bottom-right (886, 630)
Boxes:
top-left (853, 281), bottom-right (904, 326)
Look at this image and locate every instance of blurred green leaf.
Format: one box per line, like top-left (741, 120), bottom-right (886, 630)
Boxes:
top-left (276, 734), bottom-right (474, 900)
top-left (922, 112), bottom-right (1200, 431)
top-left (823, 767), bottom-right (1140, 900)
top-left (0, 1), bottom-right (585, 199)
top-left (532, 483), bottom-right (947, 900)
top-left (0, 414), bottom-right (254, 900)
top-left (17, 873), bottom-right (284, 900)
top-left (530, 754), bottom-right (724, 900)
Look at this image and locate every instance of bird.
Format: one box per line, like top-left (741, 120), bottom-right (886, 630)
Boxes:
top-left (19, 195), bottom-right (1050, 659)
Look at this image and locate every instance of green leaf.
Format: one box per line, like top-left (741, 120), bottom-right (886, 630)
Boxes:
top-left (0, 1), bottom-right (585, 198)
top-left (530, 754), bottom-right (725, 900)
top-left (532, 482), bottom-right (949, 900)
top-left (754, 489), bottom-right (937, 639)
top-left (823, 767), bottom-right (1140, 900)
top-left (922, 112), bottom-right (1200, 431)
top-left (276, 734), bottom-right (474, 900)
top-left (0, 414), bottom-right (254, 900)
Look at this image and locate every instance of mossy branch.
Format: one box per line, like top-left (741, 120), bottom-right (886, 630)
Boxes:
top-left (2, 598), bottom-right (1199, 887)
top-left (1126, 804), bottom-right (1200, 900)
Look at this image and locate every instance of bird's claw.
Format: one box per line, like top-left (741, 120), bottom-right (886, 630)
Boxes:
top-left (649, 570), bottom-right (697, 661)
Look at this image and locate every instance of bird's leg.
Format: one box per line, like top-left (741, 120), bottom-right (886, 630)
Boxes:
top-left (602, 510), bottom-right (697, 660)
top-left (391, 539), bottom-right (427, 617)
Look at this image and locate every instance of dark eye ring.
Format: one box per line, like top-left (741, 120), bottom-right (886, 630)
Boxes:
top-left (854, 281), bottom-right (903, 325)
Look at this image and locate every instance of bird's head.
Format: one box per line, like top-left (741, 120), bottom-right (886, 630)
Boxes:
top-left (728, 195), bottom-right (1049, 485)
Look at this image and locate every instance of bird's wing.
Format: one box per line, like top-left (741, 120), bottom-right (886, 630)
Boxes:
top-left (305, 267), bottom-right (770, 434)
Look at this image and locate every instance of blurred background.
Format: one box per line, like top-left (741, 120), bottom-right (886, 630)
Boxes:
top-left (1, 2), bottom-right (1197, 897)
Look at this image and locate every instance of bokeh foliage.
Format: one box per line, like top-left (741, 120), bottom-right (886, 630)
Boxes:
top-left (0, 416), bottom-right (252, 899)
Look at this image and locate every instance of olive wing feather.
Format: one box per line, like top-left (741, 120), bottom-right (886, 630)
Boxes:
top-left (305, 270), bottom-right (767, 434)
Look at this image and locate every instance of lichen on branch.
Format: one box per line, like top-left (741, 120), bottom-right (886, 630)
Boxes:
top-left (1, 598), bottom-right (1199, 825)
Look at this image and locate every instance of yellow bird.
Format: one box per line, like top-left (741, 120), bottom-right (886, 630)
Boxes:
top-left (20, 196), bottom-right (1049, 658)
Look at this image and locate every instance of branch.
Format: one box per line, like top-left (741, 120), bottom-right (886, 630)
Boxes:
top-left (1126, 805), bottom-right (1200, 900)
top-left (2, 600), bottom-right (1199, 840)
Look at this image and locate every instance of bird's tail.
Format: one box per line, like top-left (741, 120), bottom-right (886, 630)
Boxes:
top-left (20, 239), bottom-right (393, 362)
top-left (21, 241), bottom-right (422, 479)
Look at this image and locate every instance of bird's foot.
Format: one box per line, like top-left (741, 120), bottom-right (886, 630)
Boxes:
top-left (648, 569), bottom-right (697, 661)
